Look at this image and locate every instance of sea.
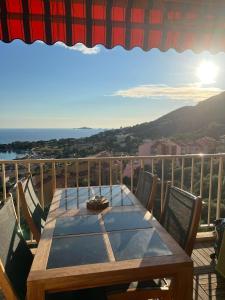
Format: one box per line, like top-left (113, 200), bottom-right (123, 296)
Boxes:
top-left (0, 128), bottom-right (106, 160)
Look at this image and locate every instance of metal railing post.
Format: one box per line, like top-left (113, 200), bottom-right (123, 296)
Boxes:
top-left (131, 159), bottom-right (134, 193)
top-left (15, 163), bottom-right (20, 225)
top-left (171, 158), bottom-right (174, 186)
top-left (87, 160), bottom-right (90, 188)
top-left (200, 156), bottom-right (204, 198)
top-left (1, 163), bottom-right (6, 202)
top-left (40, 163), bottom-right (44, 208)
top-left (120, 159), bottom-right (123, 185)
top-left (76, 160), bottom-right (79, 188)
top-left (181, 157), bottom-right (184, 189)
top-left (208, 157), bottom-right (213, 225)
top-left (98, 160), bottom-right (102, 187)
top-left (216, 157), bottom-right (223, 219)
top-left (191, 157), bottom-right (194, 193)
top-left (64, 162), bottom-right (68, 188)
top-left (52, 162), bottom-right (56, 194)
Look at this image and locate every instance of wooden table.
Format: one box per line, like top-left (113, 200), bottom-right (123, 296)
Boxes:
top-left (27, 185), bottom-right (193, 300)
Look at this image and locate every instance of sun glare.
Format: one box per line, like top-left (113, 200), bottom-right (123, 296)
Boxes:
top-left (196, 61), bottom-right (218, 84)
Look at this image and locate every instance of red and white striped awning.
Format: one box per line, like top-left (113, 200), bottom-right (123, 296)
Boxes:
top-left (1, 0), bottom-right (225, 53)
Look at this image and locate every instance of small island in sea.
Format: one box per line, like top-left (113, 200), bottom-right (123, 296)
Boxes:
top-left (75, 127), bottom-right (92, 130)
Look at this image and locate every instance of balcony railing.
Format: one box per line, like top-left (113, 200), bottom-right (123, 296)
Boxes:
top-left (0, 153), bottom-right (225, 232)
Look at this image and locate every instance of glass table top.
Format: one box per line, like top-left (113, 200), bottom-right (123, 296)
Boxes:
top-left (109, 228), bottom-right (172, 261)
top-left (53, 215), bottom-right (102, 236)
top-left (47, 234), bottom-right (109, 269)
top-left (48, 186), bottom-right (172, 269)
top-left (103, 211), bottom-right (152, 231)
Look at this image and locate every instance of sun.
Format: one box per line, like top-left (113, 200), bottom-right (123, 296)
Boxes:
top-left (196, 61), bottom-right (218, 84)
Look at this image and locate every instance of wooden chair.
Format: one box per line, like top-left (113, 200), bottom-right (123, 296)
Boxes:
top-left (135, 170), bottom-right (158, 212)
top-left (18, 174), bottom-right (46, 243)
top-left (0, 198), bottom-right (106, 300)
top-left (215, 230), bottom-right (225, 278)
top-left (0, 198), bottom-right (34, 300)
top-left (106, 184), bottom-right (202, 300)
top-left (160, 183), bottom-right (202, 256)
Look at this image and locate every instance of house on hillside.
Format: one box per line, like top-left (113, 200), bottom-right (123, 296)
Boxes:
top-left (151, 139), bottom-right (182, 155)
top-left (138, 139), bottom-right (153, 156)
top-left (196, 137), bottom-right (217, 153)
top-left (178, 137), bottom-right (217, 154)
top-left (138, 138), bottom-right (182, 156)
top-left (220, 135), bottom-right (225, 144)
top-left (178, 142), bottom-right (201, 154)
top-left (123, 160), bottom-right (140, 178)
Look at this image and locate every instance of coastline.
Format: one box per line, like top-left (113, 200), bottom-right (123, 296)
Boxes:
top-left (0, 128), bottom-right (107, 144)
top-left (0, 128), bottom-right (110, 160)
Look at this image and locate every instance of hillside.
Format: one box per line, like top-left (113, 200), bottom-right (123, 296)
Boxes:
top-left (118, 91), bottom-right (225, 141)
top-left (1, 91), bottom-right (225, 158)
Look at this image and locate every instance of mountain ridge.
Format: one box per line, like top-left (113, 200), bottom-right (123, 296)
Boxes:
top-left (90, 91), bottom-right (225, 145)
top-left (117, 91), bottom-right (225, 141)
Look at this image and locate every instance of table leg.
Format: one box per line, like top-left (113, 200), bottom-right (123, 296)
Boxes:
top-left (173, 265), bottom-right (193, 300)
top-left (27, 284), bottom-right (45, 300)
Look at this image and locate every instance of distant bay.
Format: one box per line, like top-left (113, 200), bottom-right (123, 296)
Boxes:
top-left (0, 128), bottom-right (107, 144)
top-left (0, 151), bottom-right (26, 160)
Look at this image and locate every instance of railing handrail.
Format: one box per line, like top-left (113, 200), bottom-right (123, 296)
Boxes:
top-left (1, 152), bottom-right (224, 232)
top-left (1, 152), bottom-right (225, 164)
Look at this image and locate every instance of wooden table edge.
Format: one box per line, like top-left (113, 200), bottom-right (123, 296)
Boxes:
top-left (28, 185), bottom-right (194, 298)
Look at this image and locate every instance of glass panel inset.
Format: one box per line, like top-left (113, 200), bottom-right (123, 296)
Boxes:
top-left (110, 191), bottom-right (133, 207)
top-left (59, 187), bottom-right (92, 209)
top-left (109, 228), bottom-right (172, 261)
top-left (59, 188), bottom-right (78, 209)
top-left (59, 186), bottom-right (135, 209)
top-left (53, 215), bottom-right (102, 236)
top-left (103, 211), bottom-right (152, 231)
top-left (47, 234), bottom-right (109, 269)
top-left (88, 186), bottom-right (133, 207)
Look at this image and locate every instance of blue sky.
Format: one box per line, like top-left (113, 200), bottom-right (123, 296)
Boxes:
top-left (0, 40), bottom-right (224, 128)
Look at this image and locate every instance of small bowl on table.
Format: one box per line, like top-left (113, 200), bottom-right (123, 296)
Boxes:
top-left (87, 195), bottom-right (109, 210)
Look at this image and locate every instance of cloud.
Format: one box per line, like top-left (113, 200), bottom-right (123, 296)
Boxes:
top-left (112, 84), bottom-right (223, 102)
top-left (55, 42), bottom-right (100, 54)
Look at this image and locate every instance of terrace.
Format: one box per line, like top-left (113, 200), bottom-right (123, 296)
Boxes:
top-left (1, 0), bottom-right (225, 299)
top-left (1, 154), bottom-right (225, 299)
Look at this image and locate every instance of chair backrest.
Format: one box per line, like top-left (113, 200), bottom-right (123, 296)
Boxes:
top-left (160, 183), bottom-right (202, 256)
top-left (18, 174), bottom-right (46, 243)
top-left (0, 198), bottom-right (33, 300)
top-left (135, 170), bottom-right (158, 211)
